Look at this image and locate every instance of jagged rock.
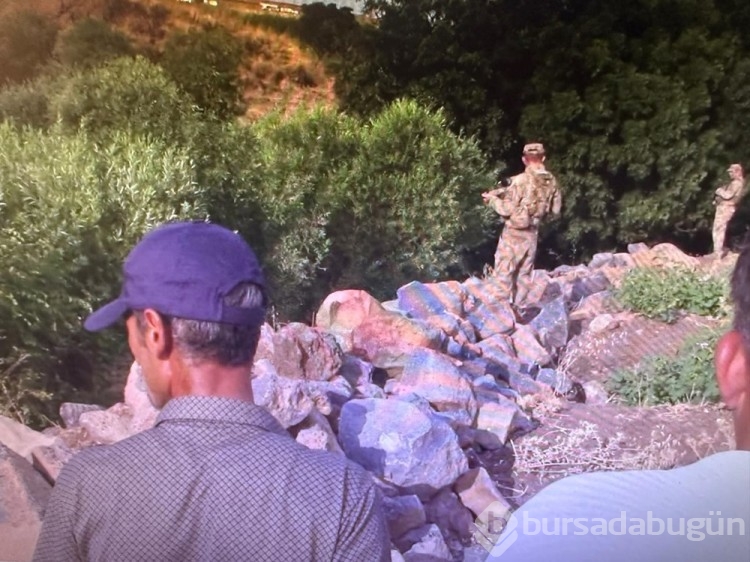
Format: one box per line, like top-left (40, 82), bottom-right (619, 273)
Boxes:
top-left (314, 289), bottom-right (385, 350)
top-left (291, 408), bottom-right (343, 455)
top-left (251, 370), bottom-right (314, 428)
top-left (0, 415), bottom-right (56, 461)
top-left (589, 313), bottom-right (618, 333)
top-left (456, 426), bottom-right (505, 451)
top-left (462, 356), bottom-right (541, 396)
top-left (529, 295), bottom-right (569, 352)
top-left (268, 323), bottom-right (343, 381)
top-left (390, 549), bottom-right (406, 562)
top-left (536, 368), bottom-right (574, 396)
top-left (424, 313), bottom-right (477, 345)
top-left (423, 488), bottom-right (475, 541)
top-left (628, 242), bottom-right (649, 254)
top-left (511, 325), bottom-right (552, 366)
top-left (250, 357), bottom-right (277, 379)
top-left (355, 382), bottom-right (386, 399)
top-left (123, 362), bottom-right (160, 429)
top-left (0, 444), bottom-right (52, 562)
top-left (389, 349), bottom-right (478, 427)
top-left (59, 402), bottom-right (105, 429)
top-left (464, 301), bottom-right (516, 340)
top-left (305, 376), bottom-right (353, 418)
top-left (589, 252), bottom-right (616, 269)
top-left (31, 440), bottom-right (74, 484)
top-left (396, 280), bottom-right (468, 319)
top-left (455, 467), bottom-right (512, 523)
top-left (569, 291), bottom-right (613, 323)
top-left (396, 524), bottom-right (453, 562)
top-left (338, 354), bottom-right (373, 387)
top-left (583, 380), bottom-right (609, 404)
top-left (633, 242), bottom-right (701, 269)
top-left (78, 403), bottom-right (145, 445)
top-left (568, 271), bottom-right (611, 302)
top-left (338, 398), bottom-right (468, 499)
top-left (470, 374), bottom-right (518, 402)
top-left (253, 322), bottom-right (276, 362)
top-left (474, 396), bottom-right (528, 446)
top-left (351, 313), bottom-right (445, 372)
top-left (382, 494), bottom-right (427, 539)
top-left (477, 333), bottom-right (515, 358)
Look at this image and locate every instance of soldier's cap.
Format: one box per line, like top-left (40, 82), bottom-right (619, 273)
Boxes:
top-left (728, 163), bottom-right (743, 172)
top-left (523, 143), bottom-right (545, 156)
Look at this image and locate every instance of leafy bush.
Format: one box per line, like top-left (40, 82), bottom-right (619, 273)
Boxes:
top-left (0, 124), bottom-right (207, 426)
top-left (56, 18), bottom-right (135, 68)
top-left (615, 266), bottom-right (729, 323)
top-left (48, 56), bottom-right (203, 143)
top-left (608, 329), bottom-right (723, 406)
top-left (161, 26), bottom-right (244, 119)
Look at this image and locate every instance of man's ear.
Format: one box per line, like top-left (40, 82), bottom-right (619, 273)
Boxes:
top-left (715, 331), bottom-right (750, 409)
top-left (141, 309), bottom-right (173, 359)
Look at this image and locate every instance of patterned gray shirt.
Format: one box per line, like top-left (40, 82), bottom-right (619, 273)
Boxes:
top-left (32, 396), bottom-right (390, 561)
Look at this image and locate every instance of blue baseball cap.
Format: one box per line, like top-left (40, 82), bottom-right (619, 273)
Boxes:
top-left (84, 221), bottom-right (266, 331)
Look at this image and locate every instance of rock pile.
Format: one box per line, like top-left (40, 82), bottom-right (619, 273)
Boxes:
top-left (0, 243), bottom-right (704, 561)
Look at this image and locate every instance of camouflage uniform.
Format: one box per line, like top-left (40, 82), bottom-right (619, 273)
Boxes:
top-left (484, 143), bottom-right (562, 304)
top-left (712, 163), bottom-right (745, 257)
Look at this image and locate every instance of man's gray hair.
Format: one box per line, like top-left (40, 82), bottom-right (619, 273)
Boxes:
top-left (134, 282), bottom-right (266, 366)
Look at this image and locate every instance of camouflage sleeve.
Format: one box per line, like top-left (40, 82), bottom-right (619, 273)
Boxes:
top-left (551, 180), bottom-right (563, 216)
top-left (716, 179), bottom-right (745, 203)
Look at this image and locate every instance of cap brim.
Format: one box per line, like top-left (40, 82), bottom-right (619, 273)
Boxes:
top-left (84, 298), bottom-right (129, 332)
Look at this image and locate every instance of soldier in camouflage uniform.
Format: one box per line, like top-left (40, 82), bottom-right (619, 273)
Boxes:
top-left (713, 163), bottom-right (745, 258)
top-left (482, 143), bottom-right (562, 304)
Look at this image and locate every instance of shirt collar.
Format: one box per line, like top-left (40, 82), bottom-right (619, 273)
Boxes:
top-left (156, 396), bottom-right (288, 437)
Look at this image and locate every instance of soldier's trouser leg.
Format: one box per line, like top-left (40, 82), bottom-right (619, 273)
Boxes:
top-left (513, 229), bottom-right (538, 304)
top-left (494, 227), bottom-right (536, 304)
top-left (712, 204), bottom-right (736, 256)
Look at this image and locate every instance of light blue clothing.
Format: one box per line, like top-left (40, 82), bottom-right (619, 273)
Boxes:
top-left (485, 451), bottom-right (750, 561)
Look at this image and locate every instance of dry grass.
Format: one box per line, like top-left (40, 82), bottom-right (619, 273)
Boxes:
top-left (511, 420), bottom-right (682, 479)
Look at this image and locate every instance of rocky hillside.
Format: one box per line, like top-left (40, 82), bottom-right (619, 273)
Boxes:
top-left (0, 242), bottom-right (735, 561)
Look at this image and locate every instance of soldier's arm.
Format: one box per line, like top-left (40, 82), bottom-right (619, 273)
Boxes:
top-left (715, 180), bottom-right (741, 201)
top-left (551, 183), bottom-right (563, 216)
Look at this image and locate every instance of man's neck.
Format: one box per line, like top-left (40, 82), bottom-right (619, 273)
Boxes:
top-left (171, 363), bottom-right (255, 402)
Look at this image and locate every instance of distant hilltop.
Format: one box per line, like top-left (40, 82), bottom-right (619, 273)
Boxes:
top-left (224, 0), bottom-right (365, 14)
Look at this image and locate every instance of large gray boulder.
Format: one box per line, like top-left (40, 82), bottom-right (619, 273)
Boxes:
top-left (0, 444), bottom-right (51, 562)
top-left (395, 524), bottom-right (453, 562)
top-left (389, 349), bottom-right (478, 427)
top-left (338, 398), bottom-right (468, 499)
top-left (529, 296), bottom-right (569, 353)
top-left (265, 323), bottom-right (343, 381)
top-left (396, 280), bottom-right (468, 319)
top-left (251, 368), bottom-right (314, 428)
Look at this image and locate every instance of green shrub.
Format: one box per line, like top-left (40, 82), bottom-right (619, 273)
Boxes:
top-left (0, 124), bottom-right (207, 426)
top-left (608, 328), bottom-right (723, 406)
top-left (161, 26), bottom-right (244, 119)
top-left (56, 18), bottom-right (135, 68)
top-left (48, 56), bottom-right (202, 143)
top-left (615, 266), bottom-right (729, 323)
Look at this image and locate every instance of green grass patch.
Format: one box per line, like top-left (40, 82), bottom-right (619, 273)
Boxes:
top-left (608, 328), bottom-right (723, 406)
top-left (615, 266), bottom-right (729, 323)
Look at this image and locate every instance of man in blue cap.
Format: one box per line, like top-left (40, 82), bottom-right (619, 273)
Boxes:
top-left (33, 221), bottom-right (390, 561)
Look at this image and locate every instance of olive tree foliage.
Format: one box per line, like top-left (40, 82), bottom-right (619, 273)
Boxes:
top-left (160, 26), bottom-right (244, 120)
top-left (0, 125), bottom-right (207, 426)
top-left (55, 17), bottom-right (135, 68)
top-left (48, 56), bottom-right (202, 142)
